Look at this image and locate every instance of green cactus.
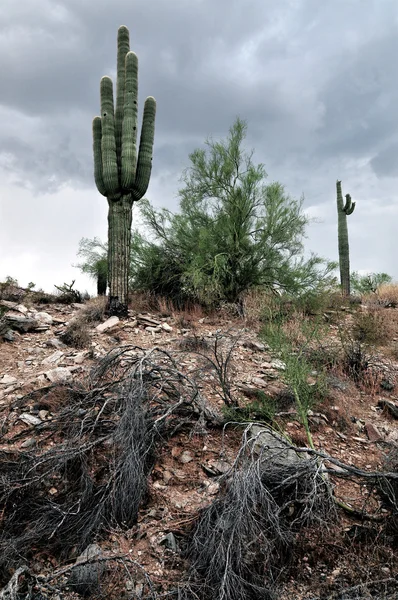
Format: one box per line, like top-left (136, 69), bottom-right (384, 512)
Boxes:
top-left (93, 25), bottom-right (156, 316)
top-left (336, 180), bottom-right (355, 296)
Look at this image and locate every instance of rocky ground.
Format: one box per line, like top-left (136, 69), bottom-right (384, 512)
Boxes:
top-left (0, 293), bottom-right (397, 599)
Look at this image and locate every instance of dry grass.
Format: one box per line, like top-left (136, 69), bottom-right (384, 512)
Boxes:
top-left (60, 318), bottom-right (91, 348)
top-left (363, 283), bottom-right (398, 308)
top-left (79, 296), bottom-right (107, 324)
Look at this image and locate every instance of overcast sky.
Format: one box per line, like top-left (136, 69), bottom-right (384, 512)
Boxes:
top-left (1, 0), bottom-right (397, 294)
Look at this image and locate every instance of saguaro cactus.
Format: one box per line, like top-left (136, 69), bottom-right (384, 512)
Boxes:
top-left (336, 180), bottom-right (355, 296)
top-left (93, 25), bottom-right (156, 316)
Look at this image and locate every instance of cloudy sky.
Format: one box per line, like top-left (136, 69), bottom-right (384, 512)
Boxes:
top-left (0, 0), bottom-right (397, 294)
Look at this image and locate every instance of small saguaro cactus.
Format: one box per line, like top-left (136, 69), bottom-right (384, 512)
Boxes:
top-left (93, 25), bottom-right (156, 316)
top-left (336, 180), bottom-right (355, 296)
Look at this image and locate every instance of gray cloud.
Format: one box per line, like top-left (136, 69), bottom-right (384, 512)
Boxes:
top-left (1, 0), bottom-right (398, 288)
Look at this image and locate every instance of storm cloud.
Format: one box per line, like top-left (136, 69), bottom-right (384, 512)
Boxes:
top-left (1, 0), bottom-right (398, 291)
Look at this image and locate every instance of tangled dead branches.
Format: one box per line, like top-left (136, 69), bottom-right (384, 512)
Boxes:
top-left (0, 345), bottom-right (219, 581)
top-left (184, 425), bottom-right (336, 600)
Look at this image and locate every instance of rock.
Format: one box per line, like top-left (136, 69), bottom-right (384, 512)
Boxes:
top-left (251, 377), bottom-right (267, 388)
top-left (0, 374), bottom-right (18, 385)
top-left (68, 544), bottom-right (104, 596)
top-left (45, 367), bottom-right (72, 383)
top-left (33, 311), bottom-right (53, 325)
top-left (2, 330), bottom-right (15, 342)
top-left (96, 316), bottom-right (119, 332)
top-left (38, 410), bottom-right (49, 420)
top-left (146, 326), bottom-right (161, 334)
top-left (270, 359), bottom-right (286, 370)
top-left (137, 314), bottom-right (161, 327)
top-left (19, 413), bottom-right (42, 426)
top-left (73, 352), bottom-right (87, 364)
top-left (179, 451), bottom-right (194, 464)
top-left (364, 422), bottom-right (383, 442)
top-left (378, 399), bottom-right (398, 419)
top-left (3, 315), bottom-right (40, 333)
top-left (159, 532), bottom-right (178, 552)
top-left (0, 300), bottom-right (28, 314)
top-left (21, 437), bottom-right (36, 449)
top-left (46, 338), bottom-right (66, 349)
top-left (42, 351), bottom-right (64, 365)
top-left (242, 340), bottom-right (267, 352)
top-left (249, 424), bottom-right (310, 465)
top-left (236, 384), bottom-right (262, 398)
top-left (202, 460), bottom-right (231, 476)
top-left (161, 322), bottom-right (173, 332)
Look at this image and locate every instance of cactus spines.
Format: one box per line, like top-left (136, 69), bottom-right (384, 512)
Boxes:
top-left (93, 25), bottom-right (156, 316)
top-left (336, 180), bottom-right (355, 296)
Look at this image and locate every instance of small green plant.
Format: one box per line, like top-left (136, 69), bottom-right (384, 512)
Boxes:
top-left (223, 391), bottom-right (277, 423)
top-left (261, 316), bottom-right (328, 449)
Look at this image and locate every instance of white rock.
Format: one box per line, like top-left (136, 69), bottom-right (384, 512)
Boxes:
top-left (45, 367), bottom-right (72, 383)
top-left (42, 351), bottom-right (64, 365)
top-left (161, 322), bottom-right (173, 332)
top-left (270, 359), bottom-right (286, 370)
top-left (0, 374), bottom-right (18, 385)
top-left (96, 316), bottom-right (119, 332)
top-left (33, 312), bottom-right (53, 325)
top-left (19, 413), bottom-right (42, 426)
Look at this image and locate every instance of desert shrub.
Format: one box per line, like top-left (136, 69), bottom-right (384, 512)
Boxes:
top-left (60, 319), bottom-right (91, 348)
top-left (186, 429), bottom-right (335, 600)
top-left (54, 280), bottom-right (83, 304)
top-left (79, 297), bottom-right (107, 324)
top-left (352, 308), bottom-right (389, 345)
top-left (339, 334), bottom-right (370, 382)
top-left (261, 316), bottom-right (329, 448)
top-left (0, 346), bottom-right (210, 580)
top-left (129, 119), bottom-right (336, 307)
top-left (351, 271), bottom-right (392, 295)
top-left (223, 391), bottom-right (277, 423)
top-left (372, 282), bottom-right (398, 308)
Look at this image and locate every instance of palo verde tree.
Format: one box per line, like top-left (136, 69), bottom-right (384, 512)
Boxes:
top-left (93, 25), bottom-right (156, 316)
top-left (336, 180), bottom-right (355, 296)
top-left (132, 118), bottom-right (335, 305)
top-left (75, 237), bottom-right (108, 295)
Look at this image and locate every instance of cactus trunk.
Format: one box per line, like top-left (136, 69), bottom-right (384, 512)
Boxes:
top-left (336, 180), bottom-right (355, 296)
top-left (107, 196), bottom-right (133, 315)
top-left (92, 25), bottom-right (156, 316)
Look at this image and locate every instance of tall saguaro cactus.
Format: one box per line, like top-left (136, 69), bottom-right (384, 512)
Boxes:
top-left (336, 180), bottom-right (355, 296)
top-left (93, 25), bottom-right (156, 316)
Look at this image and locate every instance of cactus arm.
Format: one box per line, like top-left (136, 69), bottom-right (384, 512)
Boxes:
top-left (100, 76), bottom-right (119, 196)
top-left (92, 117), bottom-right (107, 196)
top-left (115, 25), bottom-right (130, 168)
top-left (344, 194), bottom-right (356, 215)
top-left (132, 96), bottom-right (156, 200)
top-left (121, 51), bottom-right (139, 189)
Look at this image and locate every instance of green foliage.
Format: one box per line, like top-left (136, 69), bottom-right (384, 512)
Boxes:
top-left (350, 271), bottom-right (393, 295)
top-left (131, 119), bottom-right (335, 306)
top-left (261, 316), bottom-right (328, 449)
top-left (75, 237), bottom-right (108, 295)
top-left (223, 391), bottom-right (277, 423)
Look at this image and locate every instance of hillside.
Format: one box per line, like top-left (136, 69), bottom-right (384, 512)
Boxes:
top-left (0, 287), bottom-right (397, 600)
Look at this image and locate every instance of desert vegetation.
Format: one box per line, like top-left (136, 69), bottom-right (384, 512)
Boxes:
top-left (1, 21), bottom-right (397, 600)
